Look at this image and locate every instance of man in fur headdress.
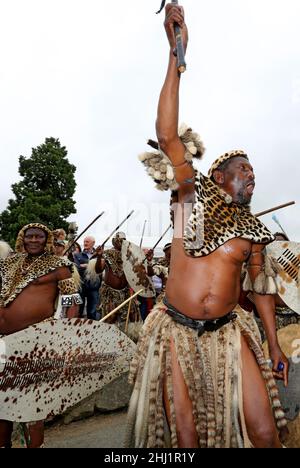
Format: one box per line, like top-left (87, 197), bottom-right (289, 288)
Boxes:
top-left (125, 4), bottom-right (288, 449)
top-left (94, 232), bottom-right (139, 330)
top-left (0, 223), bottom-right (81, 448)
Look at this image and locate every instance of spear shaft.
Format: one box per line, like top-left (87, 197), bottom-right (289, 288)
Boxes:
top-left (140, 220), bottom-right (147, 248)
top-left (64, 211), bottom-right (105, 255)
top-left (255, 201), bottom-right (295, 218)
top-left (100, 210), bottom-right (134, 248)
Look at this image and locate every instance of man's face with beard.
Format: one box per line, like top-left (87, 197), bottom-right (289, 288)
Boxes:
top-left (215, 157), bottom-right (256, 206)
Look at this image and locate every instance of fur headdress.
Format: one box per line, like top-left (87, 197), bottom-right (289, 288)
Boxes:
top-left (138, 124), bottom-right (205, 191)
top-left (15, 223), bottom-right (54, 254)
top-left (0, 241), bottom-right (13, 260)
top-left (208, 150), bottom-right (249, 180)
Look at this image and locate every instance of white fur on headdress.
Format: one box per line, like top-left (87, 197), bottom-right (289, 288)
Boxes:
top-left (139, 124), bottom-right (205, 191)
top-left (0, 241), bottom-right (13, 260)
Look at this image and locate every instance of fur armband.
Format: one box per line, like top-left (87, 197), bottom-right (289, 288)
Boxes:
top-left (243, 255), bottom-right (281, 295)
top-left (138, 124), bottom-right (205, 191)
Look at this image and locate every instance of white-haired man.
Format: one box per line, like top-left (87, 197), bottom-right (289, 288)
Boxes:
top-left (74, 236), bottom-right (101, 320)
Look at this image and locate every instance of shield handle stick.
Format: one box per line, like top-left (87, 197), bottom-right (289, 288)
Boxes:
top-left (100, 289), bottom-right (144, 323)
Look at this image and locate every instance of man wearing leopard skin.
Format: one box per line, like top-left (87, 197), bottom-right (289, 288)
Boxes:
top-left (0, 223), bottom-right (81, 448)
top-left (125, 4), bottom-right (289, 449)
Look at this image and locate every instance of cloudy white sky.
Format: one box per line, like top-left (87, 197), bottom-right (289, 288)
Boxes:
top-left (0, 0), bottom-right (299, 249)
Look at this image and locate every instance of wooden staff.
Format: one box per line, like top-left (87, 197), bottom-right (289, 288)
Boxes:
top-left (140, 220), bottom-right (147, 248)
top-left (255, 201), bottom-right (295, 218)
top-left (64, 211), bottom-right (105, 255)
top-left (125, 296), bottom-right (134, 335)
top-left (171, 0), bottom-right (187, 73)
top-left (156, 0), bottom-right (186, 74)
top-left (100, 289), bottom-right (143, 323)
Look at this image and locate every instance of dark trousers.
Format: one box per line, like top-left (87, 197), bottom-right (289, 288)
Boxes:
top-left (138, 296), bottom-right (155, 322)
top-left (79, 287), bottom-right (100, 320)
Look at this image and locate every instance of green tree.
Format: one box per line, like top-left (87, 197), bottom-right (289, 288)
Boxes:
top-left (0, 137), bottom-right (77, 247)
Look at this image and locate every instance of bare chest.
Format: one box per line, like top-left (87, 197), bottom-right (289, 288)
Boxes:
top-left (217, 238), bottom-right (252, 263)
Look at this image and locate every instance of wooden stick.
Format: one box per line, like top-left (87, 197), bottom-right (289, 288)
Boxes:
top-left (64, 211), bottom-right (105, 255)
top-left (156, 0), bottom-right (186, 73)
top-left (125, 296), bottom-right (133, 334)
top-left (255, 201), bottom-right (295, 218)
top-left (100, 289), bottom-right (143, 323)
top-left (171, 0), bottom-right (187, 74)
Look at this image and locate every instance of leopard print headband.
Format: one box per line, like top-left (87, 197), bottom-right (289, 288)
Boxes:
top-left (15, 223), bottom-right (54, 254)
top-left (208, 150), bottom-right (249, 179)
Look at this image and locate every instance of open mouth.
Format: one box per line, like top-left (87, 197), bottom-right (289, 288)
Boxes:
top-left (246, 183), bottom-right (255, 194)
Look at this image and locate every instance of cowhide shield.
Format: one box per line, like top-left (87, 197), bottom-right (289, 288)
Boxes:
top-left (121, 241), bottom-right (155, 298)
top-left (0, 319), bottom-right (136, 422)
top-left (263, 324), bottom-right (300, 421)
top-left (266, 241), bottom-right (300, 315)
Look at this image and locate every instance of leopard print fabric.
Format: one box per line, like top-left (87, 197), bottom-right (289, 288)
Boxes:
top-left (58, 277), bottom-right (78, 296)
top-left (0, 253), bottom-right (76, 308)
top-left (183, 171), bottom-right (274, 257)
top-left (207, 150), bottom-right (249, 179)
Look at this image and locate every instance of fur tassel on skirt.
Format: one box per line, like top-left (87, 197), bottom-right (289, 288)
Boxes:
top-left (124, 304), bottom-right (287, 448)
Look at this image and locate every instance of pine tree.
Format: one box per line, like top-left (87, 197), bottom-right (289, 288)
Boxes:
top-left (0, 137), bottom-right (77, 247)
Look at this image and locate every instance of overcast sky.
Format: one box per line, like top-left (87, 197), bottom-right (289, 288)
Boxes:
top-left (0, 0), bottom-right (299, 249)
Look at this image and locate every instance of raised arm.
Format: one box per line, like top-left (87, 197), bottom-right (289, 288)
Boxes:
top-left (156, 3), bottom-right (193, 196)
top-left (94, 246), bottom-right (106, 275)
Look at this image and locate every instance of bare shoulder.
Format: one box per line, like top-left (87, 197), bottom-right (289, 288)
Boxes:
top-left (248, 243), bottom-right (266, 268)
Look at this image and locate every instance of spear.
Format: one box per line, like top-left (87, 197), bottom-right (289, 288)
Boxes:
top-left (64, 211), bottom-right (105, 255)
top-left (100, 210), bottom-right (135, 248)
top-left (152, 224), bottom-right (172, 251)
top-left (254, 201), bottom-right (295, 218)
top-left (143, 224), bottom-right (172, 264)
top-left (156, 0), bottom-right (186, 74)
top-left (140, 220), bottom-right (147, 248)
top-left (272, 215), bottom-right (290, 240)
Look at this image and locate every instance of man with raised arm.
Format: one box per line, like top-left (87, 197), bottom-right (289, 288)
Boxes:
top-left (125, 3), bottom-right (288, 448)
